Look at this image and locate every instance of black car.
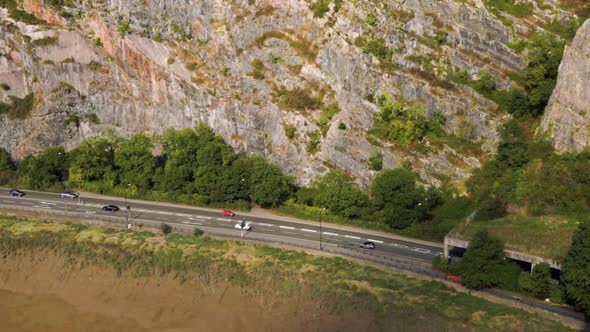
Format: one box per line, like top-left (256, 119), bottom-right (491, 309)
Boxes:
top-left (9, 189), bottom-right (25, 197)
top-left (102, 205), bottom-right (120, 212)
top-left (360, 241), bottom-right (376, 249)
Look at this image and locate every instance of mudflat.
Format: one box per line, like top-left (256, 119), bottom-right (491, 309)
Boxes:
top-left (0, 252), bottom-right (372, 332)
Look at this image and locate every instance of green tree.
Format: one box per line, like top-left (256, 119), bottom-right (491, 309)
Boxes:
top-left (249, 155), bottom-right (292, 207)
top-left (458, 230), bottom-right (506, 289)
top-left (524, 34), bottom-right (564, 113)
top-left (313, 171), bottom-right (369, 219)
top-left (0, 147), bottom-right (14, 171)
top-left (114, 133), bottom-right (157, 190)
top-left (68, 137), bottom-right (117, 190)
top-left (218, 154), bottom-right (252, 202)
top-left (156, 128), bottom-right (199, 193)
top-left (18, 146), bottom-right (68, 189)
top-left (370, 168), bottom-right (424, 229)
top-left (496, 119), bottom-right (528, 168)
top-left (531, 263), bottom-right (552, 299)
top-left (561, 220), bottom-right (590, 316)
top-left (501, 88), bottom-right (530, 117)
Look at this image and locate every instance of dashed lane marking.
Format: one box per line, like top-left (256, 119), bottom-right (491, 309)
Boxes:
top-left (323, 232), bottom-right (339, 236)
top-left (392, 243), bottom-right (409, 249)
top-left (412, 248), bottom-right (431, 254)
top-left (344, 235), bottom-right (361, 239)
top-left (301, 228), bottom-right (317, 233)
top-left (257, 223), bottom-right (273, 227)
top-left (368, 239), bottom-right (384, 244)
top-left (280, 226), bottom-right (295, 230)
top-left (217, 218), bottom-right (233, 222)
top-left (182, 221), bottom-right (203, 226)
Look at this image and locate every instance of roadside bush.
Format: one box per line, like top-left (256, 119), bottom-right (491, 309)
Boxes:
top-left (193, 228), bottom-right (203, 237)
top-left (518, 272), bottom-right (534, 294)
top-left (160, 223), bottom-right (172, 235)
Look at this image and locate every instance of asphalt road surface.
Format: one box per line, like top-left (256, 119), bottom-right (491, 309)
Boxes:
top-left (0, 189), bottom-right (442, 264)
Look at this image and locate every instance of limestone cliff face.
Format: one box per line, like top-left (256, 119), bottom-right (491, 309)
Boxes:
top-left (539, 19), bottom-right (590, 153)
top-left (0, 0), bottom-right (580, 188)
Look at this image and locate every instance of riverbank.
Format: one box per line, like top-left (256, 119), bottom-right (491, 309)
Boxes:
top-left (0, 215), bottom-right (577, 331)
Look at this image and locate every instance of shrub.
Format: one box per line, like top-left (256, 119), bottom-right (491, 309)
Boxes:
top-left (283, 124), bottom-right (297, 140)
top-left (117, 19), bottom-right (130, 35)
top-left (310, 0), bottom-right (331, 18)
top-left (193, 228), bottom-right (203, 237)
top-left (369, 149), bottom-right (383, 171)
top-left (160, 223), bottom-right (172, 235)
top-left (306, 130), bottom-right (322, 154)
top-left (0, 94), bottom-right (36, 119)
top-left (338, 122), bottom-right (346, 130)
top-left (30, 36), bottom-right (59, 48)
top-left (273, 85), bottom-right (323, 111)
top-left (247, 59), bottom-right (266, 79)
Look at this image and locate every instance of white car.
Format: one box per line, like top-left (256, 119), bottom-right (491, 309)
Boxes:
top-left (60, 192), bottom-right (78, 199)
top-left (235, 222), bottom-right (252, 231)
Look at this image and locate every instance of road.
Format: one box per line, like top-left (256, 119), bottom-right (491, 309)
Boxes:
top-left (0, 189), bottom-right (443, 264)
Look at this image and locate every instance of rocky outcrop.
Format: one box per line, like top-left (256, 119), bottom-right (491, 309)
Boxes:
top-left (539, 19), bottom-right (590, 153)
top-left (0, 1), bottom-right (580, 188)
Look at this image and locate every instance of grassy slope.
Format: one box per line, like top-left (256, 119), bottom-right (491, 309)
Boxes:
top-left (0, 214), bottom-right (574, 331)
top-left (457, 215), bottom-right (579, 262)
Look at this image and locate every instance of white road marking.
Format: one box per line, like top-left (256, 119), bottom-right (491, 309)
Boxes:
top-left (217, 218), bottom-right (233, 222)
top-left (280, 226), bottom-right (295, 230)
top-left (257, 223), bottom-right (273, 227)
top-left (323, 232), bottom-right (339, 236)
top-left (412, 248), bottom-right (431, 254)
top-left (301, 228), bottom-right (317, 233)
top-left (182, 221), bottom-right (203, 226)
top-left (33, 205), bottom-right (51, 209)
top-left (345, 235), bottom-right (361, 239)
top-left (189, 217), bottom-right (206, 222)
top-left (392, 243), bottom-right (409, 249)
top-left (197, 215), bottom-right (213, 220)
top-left (368, 239), bottom-right (384, 244)
top-left (41, 202), bottom-right (56, 205)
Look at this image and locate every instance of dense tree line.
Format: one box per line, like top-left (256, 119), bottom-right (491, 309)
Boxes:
top-left (0, 125), bottom-right (293, 208)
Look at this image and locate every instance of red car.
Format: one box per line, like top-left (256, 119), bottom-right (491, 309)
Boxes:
top-left (221, 209), bottom-right (235, 217)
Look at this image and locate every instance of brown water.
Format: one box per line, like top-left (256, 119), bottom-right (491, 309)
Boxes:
top-left (0, 252), bottom-right (375, 332)
top-left (0, 289), bottom-right (147, 332)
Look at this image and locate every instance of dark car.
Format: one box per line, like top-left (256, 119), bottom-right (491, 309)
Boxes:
top-left (102, 205), bottom-right (120, 212)
top-left (359, 241), bottom-right (376, 249)
top-left (9, 189), bottom-right (25, 197)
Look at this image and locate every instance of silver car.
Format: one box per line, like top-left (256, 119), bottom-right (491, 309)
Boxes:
top-left (60, 192), bottom-right (78, 199)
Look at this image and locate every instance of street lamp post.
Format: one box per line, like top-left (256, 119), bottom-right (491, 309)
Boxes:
top-left (125, 183), bottom-right (131, 227)
top-left (319, 208), bottom-right (325, 250)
